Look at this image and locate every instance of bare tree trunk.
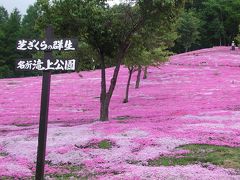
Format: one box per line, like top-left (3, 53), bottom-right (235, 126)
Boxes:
top-left (100, 59), bottom-right (122, 121)
top-left (143, 66), bottom-right (148, 79)
top-left (100, 96), bottom-right (110, 121)
top-left (135, 65), bottom-right (142, 89)
top-left (100, 43), bottom-right (130, 121)
top-left (99, 52), bottom-right (108, 121)
top-left (123, 66), bottom-right (133, 103)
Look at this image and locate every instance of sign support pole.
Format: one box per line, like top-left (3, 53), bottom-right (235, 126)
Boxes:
top-left (35, 26), bottom-right (53, 180)
top-left (16, 25), bottom-right (77, 179)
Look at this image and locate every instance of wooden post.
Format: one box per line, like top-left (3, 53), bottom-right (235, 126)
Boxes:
top-left (15, 25), bottom-right (77, 180)
top-left (35, 26), bottom-right (53, 180)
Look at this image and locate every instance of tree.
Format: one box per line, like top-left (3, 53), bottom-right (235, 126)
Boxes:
top-left (139, 22), bottom-right (178, 80)
top-left (176, 10), bottom-right (201, 52)
top-left (234, 25), bottom-right (240, 47)
top-left (123, 46), bottom-right (172, 103)
top-left (37, 0), bottom-right (186, 121)
top-left (6, 9), bottom-right (22, 70)
top-left (123, 35), bottom-right (145, 103)
top-left (198, 0), bottom-right (227, 47)
top-left (0, 6), bottom-right (8, 24)
top-left (123, 24), bottom-right (177, 103)
top-left (123, 66), bottom-right (134, 103)
top-left (0, 8), bottom-right (22, 78)
top-left (0, 6), bottom-right (9, 78)
top-left (0, 4), bottom-right (47, 78)
top-left (184, 0), bottom-right (240, 48)
top-left (21, 3), bottom-right (41, 39)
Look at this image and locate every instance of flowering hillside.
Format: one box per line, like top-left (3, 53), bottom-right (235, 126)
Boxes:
top-left (0, 47), bottom-right (240, 179)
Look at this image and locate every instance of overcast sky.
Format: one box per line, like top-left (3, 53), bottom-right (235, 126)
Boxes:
top-left (0, 0), bottom-right (122, 15)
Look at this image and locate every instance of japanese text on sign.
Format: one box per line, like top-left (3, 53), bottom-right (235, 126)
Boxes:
top-left (16, 39), bottom-right (77, 51)
top-left (16, 59), bottom-right (76, 71)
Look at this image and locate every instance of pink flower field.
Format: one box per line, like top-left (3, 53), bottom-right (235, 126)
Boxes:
top-left (0, 46), bottom-right (240, 179)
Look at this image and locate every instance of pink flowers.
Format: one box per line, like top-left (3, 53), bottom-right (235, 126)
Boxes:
top-left (0, 47), bottom-right (239, 178)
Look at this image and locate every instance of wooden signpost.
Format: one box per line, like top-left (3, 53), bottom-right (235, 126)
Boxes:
top-left (16, 26), bottom-right (78, 180)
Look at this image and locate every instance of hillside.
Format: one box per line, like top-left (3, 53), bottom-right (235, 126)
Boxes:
top-left (0, 47), bottom-right (240, 179)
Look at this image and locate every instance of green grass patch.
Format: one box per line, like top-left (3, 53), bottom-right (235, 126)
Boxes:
top-left (46, 174), bottom-right (90, 180)
top-left (46, 164), bottom-right (84, 179)
top-left (75, 139), bottom-right (114, 149)
top-left (47, 174), bottom-right (76, 179)
top-left (98, 140), bottom-right (113, 149)
top-left (1, 177), bottom-right (14, 180)
top-left (148, 144), bottom-right (240, 169)
top-left (64, 164), bottom-right (84, 173)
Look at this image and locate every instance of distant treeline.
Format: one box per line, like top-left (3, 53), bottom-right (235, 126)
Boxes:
top-left (1, 0), bottom-right (240, 79)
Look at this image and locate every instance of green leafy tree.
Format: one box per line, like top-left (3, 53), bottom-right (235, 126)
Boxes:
top-left (199, 0), bottom-right (227, 46)
top-left (123, 46), bottom-right (172, 103)
top-left (5, 9), bottom-right (22, 70)
top-left (176, 10), bottom-right (201, 52)
top-left (234, 25), bottom-right (240, 46)
top-left (21, 3), bottom-right (42, 39)
top-left (0, 4), bottom-right (45, 78)
top-left (0, 8), bottom-right (22, 78)
top-left (17, 3), bottom-right (44, 77)
top-left (123, 24), bottom-right (176, 103)
top-left (185, 0), bottom-right (240, 48)
top-left (37, 0), bottom-right (186, 121)
top-left (140, 23), bottom-right (177, 80)
top-left (0, 6), bottom-right (9, 78)
top-left (0, 6), bottom-right (8, 24)
top-left (123, 35), bottom-right (145, 103)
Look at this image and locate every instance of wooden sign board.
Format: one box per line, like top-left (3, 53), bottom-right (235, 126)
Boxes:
top-left (15, 59), bottom-right (77, 71)
top-left (16, 39), bottom-right (78, 51)
top-left (16, 26), bottom-right (78, 180)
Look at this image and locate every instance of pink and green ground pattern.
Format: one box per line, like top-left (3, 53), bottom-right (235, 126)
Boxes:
top-left (0, 47), bottom-right (240, 179)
